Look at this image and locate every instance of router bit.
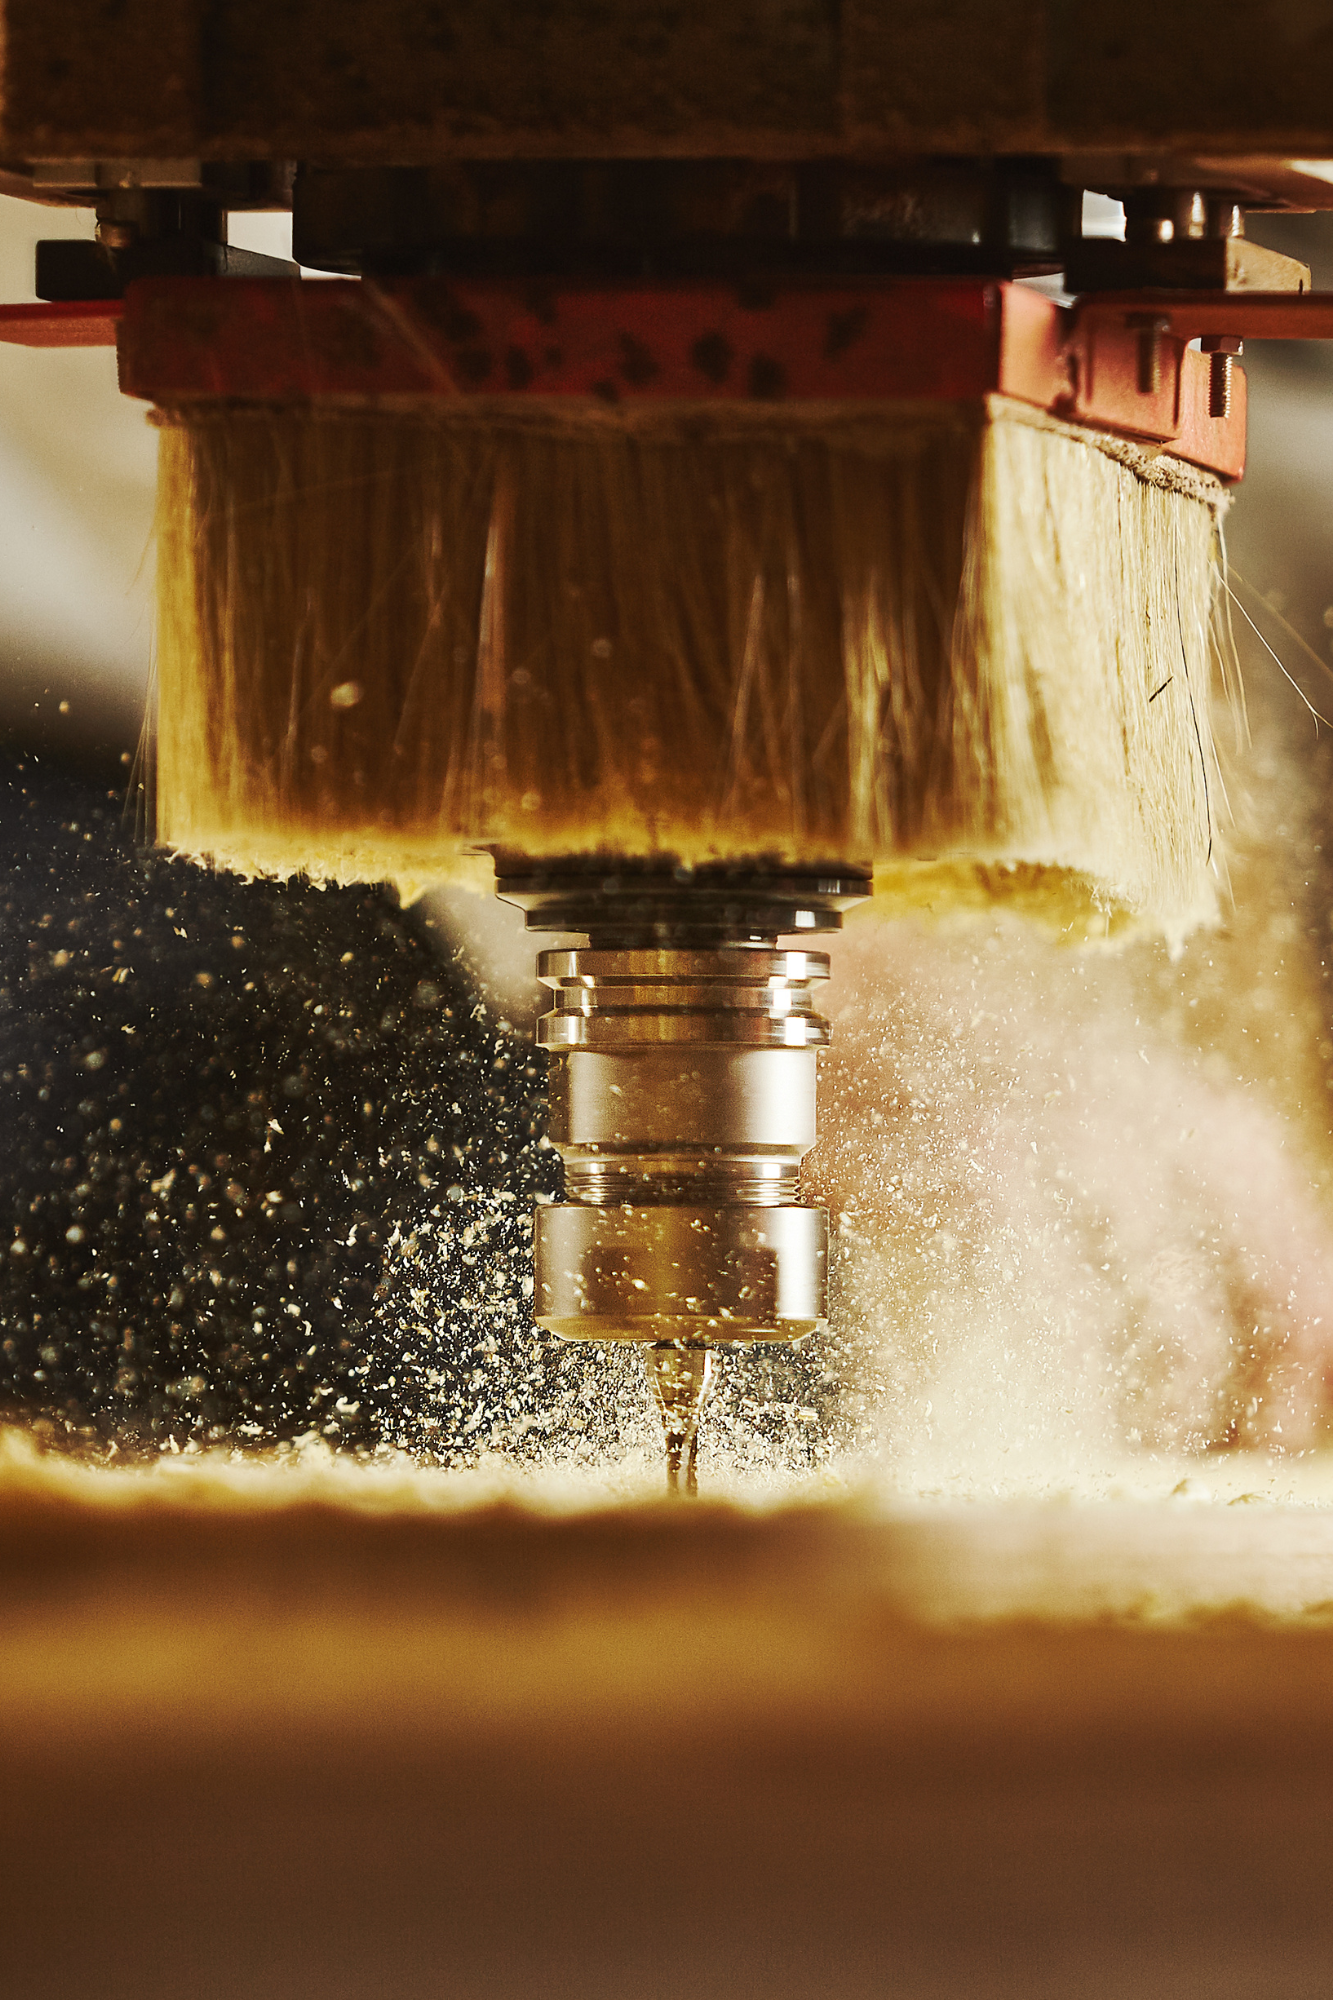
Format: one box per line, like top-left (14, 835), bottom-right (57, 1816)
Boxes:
top-left (647, 1344), bottom-right (716, 1497)
top-left (497, 857), bottom-right (869, 1491)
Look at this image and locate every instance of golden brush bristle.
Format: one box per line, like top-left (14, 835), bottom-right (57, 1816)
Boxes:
top-left (153, 393), bottom-right (1227, 933)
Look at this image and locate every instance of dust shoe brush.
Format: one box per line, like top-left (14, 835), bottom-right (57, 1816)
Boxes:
top-left (153, 392), bottom-right (1225, 933)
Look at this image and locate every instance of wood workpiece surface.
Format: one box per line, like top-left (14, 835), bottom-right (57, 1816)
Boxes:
top-left (5, 1439), bottom-right (1333, 1999)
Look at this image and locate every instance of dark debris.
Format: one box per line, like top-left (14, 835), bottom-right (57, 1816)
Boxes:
top-left (0, 748), bottom-right (567, 1460)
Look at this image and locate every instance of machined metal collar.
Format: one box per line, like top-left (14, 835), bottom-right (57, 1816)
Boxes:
top-left (496, 856), bottom-right (869, 1356)
top-left (533, 942), bottom-right (831, 1344)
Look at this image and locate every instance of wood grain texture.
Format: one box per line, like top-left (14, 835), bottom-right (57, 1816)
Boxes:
top-left (204, 0), bottom-right (843, 158)
top-left (0, 0), bottom-right (201, 157)
top-left (2, 0), bottom-right (1333, 161)
top-left (1047, 0), bottom-right (1333, 150)
top-left (843, 0), bottom-right (1048, 154)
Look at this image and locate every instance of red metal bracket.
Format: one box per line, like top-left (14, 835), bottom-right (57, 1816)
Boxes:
top-left (114, 274), bottom-right (1050, 402)
top-left (16, 276), bottom-right (1333, 482)
top-left (1074, 292), bottom-right (1333, 345)
top-left (0, 299), bottom-right (123, 347)
top-left (109, 275), bottom-right (1253, 479)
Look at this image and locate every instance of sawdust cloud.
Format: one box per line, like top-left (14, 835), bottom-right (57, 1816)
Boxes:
top-left (8, 563), bottom-right (1333, 1508)
top-left (809, 915), bottom-right (1333, 1496)
top-left (9, 734), bottom-right (1333, 1507)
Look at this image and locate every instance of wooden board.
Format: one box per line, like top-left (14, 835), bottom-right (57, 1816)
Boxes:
top-left (4, 0), bottom-right (1333, 164)
top-left (6, 1452), bottom-right (1333, 1998)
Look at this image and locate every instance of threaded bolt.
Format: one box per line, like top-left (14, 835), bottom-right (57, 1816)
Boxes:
top-left (1128, 313), bottom-right (1171, 396)
top-left (1200, 335), bottom-right (1243, 419)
